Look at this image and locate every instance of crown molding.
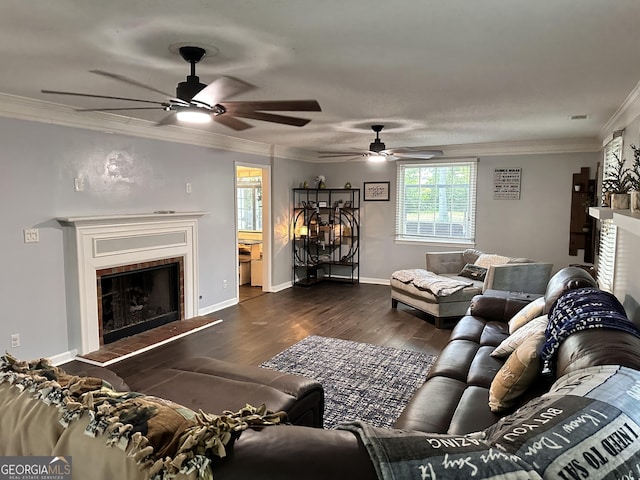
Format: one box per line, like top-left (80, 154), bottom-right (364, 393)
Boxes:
top-left (0, 92), bottom-right (272, 157)
top-left (294, 136), bottom-right (602, 163)
top-left (0, 92), bottom-right (603, 162)
top-left (433, 137), bottom-right (602, 158)
top-left (601, 78), bottom-right (640, 141)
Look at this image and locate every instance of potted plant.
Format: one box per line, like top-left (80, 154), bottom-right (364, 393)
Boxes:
top-left (629, 144), bottom-right (640, 214)
top-left (602, 152), bottom-right (634, 209)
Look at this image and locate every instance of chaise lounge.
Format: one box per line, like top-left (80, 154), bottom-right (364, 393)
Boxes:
top-left (390, 248), bottom-right (553, 327)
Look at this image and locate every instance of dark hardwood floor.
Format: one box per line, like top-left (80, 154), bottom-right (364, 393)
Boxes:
top-left (85, 283), bottom-right (451, 391)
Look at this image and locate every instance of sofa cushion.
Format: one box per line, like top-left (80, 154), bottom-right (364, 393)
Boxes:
top-left (474, 253), bottom-right (511, 268)
top-left (508, 296), bottom-right (545, 333)
top-left (488, 332), bottom-right (545, 413)
top-left (458, 263), bottom-right (488, 281)
top-left (543, 266), bottom-right (597, 314)
top-left (390, 277), bottom-right (481, 303)
top-left (462, 248), bottom-right (483, 264)
top-left (491, 315), bottom-right (548, 358)
top-left (130, 356), bottom-right (324, 427)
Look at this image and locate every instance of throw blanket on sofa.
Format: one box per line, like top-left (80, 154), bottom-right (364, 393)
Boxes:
top-left (0, 354), bottom-right (285, 480)
top-left (341, 365), bottom-right (640, 480)
top-left (392, 269), bottom-right (473, 296)
top-left (541, 288), bottom-right (640, 374)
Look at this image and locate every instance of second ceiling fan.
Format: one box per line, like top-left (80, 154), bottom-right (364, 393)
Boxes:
top-left (318, 125), bottom-right (442, 162)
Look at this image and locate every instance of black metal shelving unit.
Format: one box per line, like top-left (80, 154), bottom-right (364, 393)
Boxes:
top-left (292, 188), bottom-right (360, 286)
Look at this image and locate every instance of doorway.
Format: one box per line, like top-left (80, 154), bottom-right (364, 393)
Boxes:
top-left (236, 164), bottom-right (270, 302)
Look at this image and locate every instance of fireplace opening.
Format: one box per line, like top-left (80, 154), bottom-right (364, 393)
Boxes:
top-left (98, 262), bottom-right (181, 344)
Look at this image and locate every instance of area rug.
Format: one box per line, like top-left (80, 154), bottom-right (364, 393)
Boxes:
top-left (260, 336), bottom-right (437, 429)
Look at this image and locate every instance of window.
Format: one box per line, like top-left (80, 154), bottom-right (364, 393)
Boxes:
top-left (237, 176), bottom-right (262, 231)
top-left (597, 131), bottom-right (623, 292)
top-left (395, 159), bottom-right (477, 244)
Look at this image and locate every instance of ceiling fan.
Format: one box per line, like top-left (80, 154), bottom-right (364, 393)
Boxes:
top-left (318, 125), bottom-right (443, 162)
top-left (41, 46), bottom-right (321, 130)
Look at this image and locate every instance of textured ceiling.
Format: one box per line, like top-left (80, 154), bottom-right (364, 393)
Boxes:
top-left (2, 0), bottom-right (640, 158)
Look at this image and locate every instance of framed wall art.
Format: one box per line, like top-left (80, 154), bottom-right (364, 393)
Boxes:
top-left (363, 181), bottom-right (390, 201)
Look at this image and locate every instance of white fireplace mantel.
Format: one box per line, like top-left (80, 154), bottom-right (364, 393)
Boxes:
top-left (58, 212), bottom-right (206, 355)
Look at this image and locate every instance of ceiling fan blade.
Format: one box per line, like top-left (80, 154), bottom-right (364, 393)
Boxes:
top-left (191, 76), bottom-right (255, 108)
top-left (213, 115), bottom-right (254, 131)
top-left (42, 89), bottom-right (166, 105)
top-left (223, 100), bottom-right (321, 112)
top-left (90, 70), bottom-right (173, 98)
top-left (318, 154), bottom-right (364, 158)
top-left (75, 107), bottom-right (164, 112)
top-left (229, 111), bottom-right (311, 127)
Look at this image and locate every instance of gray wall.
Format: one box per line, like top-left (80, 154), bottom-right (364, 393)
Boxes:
top-left (0, 117), bottom-right (270, 359)
top-left (0, 114), bottom-right (613, 360)
top-left (315, 152), bottom-right (599, 282)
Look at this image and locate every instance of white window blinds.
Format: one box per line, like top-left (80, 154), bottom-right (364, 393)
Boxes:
top-left (395, 159), bottom-right (478, 243)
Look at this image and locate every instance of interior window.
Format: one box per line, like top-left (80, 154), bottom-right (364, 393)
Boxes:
top-left (237, 176), bottom-right (262, 231)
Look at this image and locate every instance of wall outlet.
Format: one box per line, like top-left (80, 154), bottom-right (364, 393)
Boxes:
top-left (186, 182), bottom-right (192, 194)
top-left (223, 279), bottom-right (228, 289)
top-left (10, 334), bottom-right (20, 348)
top-left (23, 228), bottom-right (39, 243)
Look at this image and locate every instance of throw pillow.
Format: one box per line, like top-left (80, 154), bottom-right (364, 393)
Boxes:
top-left (458, 263), bottom-right (488, 281)
top-left (508, 297), bottom-right (546, 334)
top-left (491, 315), bottom-right (548, 358)
top-left (474, 253), bottom-right (511, 268)
top-left (488, 332), bottom-right (545, 413)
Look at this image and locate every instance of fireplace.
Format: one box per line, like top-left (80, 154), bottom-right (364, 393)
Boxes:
top-left (58, 212), bottom-right (205, 355)
top-left (97, 257), bottom-right (184, 345)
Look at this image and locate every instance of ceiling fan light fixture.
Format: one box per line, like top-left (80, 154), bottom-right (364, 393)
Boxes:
top-left (176, 109), bottom-right (212, 124)
top-left (368, 154), bottom-right (386, 163)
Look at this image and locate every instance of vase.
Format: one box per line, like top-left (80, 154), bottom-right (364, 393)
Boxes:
top-left (610, 193), bottom-right (630, 210)
top-left (319, 181), bottom-right (326, 189)
top-left (631, 191), bottom-right (640, 214)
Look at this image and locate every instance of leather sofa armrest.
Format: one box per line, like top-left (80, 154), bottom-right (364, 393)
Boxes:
top-left (482, 262), bottom-right (553, 294)
top-left (469, 293), bottom-right (534, 323)
top-left (425, 251), bottom-right (466, 274)
top-left (216, 425), bottom-right (377, 480)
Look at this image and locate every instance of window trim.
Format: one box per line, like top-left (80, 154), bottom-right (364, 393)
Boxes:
top-left (596, 132), bottom-right (623, 292)
top-left (395, 158), bottom-right (478, 245)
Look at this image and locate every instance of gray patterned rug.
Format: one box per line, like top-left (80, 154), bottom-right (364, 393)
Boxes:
top-left (260, 335), bottom-right (437, 429)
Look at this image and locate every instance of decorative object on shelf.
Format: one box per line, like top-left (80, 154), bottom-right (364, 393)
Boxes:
top-left (301, 180), bottom-right (309, 189)
top-left (314, 175), bottom-right (326, 189)
top-left (629, 144), bottom-right (640, 214)
top-left (344, 181), bottom-right (352, 189)
top-left (363, 181), bottom-right (390, 201)
top-left (602, 152), bottom-right (634, 209)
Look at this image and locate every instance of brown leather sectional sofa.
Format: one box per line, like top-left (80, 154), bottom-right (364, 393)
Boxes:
top-left (214, 266), bottom-right (640, 479)
top-left (23, 267), bottom-right (640, 479)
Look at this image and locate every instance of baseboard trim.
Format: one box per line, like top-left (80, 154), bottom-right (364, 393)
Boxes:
top-left (50, 350), bottom-right (79, 366)
top-left (359, 277), bottom-right (390, 285)
top-left (199, 297), bottom-right (238, 316)
top-left (270, 281), bottom-right (293, 293)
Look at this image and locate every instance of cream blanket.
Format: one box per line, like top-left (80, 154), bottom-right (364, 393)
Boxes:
top-left (392, 269), bottom-right (472, 296)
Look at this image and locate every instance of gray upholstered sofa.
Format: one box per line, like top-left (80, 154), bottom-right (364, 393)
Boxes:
top-left (391, 249), bottom-right (553, 327)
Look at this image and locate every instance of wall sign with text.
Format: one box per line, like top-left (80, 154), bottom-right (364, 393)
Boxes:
top-left (493, 168), bottom-right (522, 200)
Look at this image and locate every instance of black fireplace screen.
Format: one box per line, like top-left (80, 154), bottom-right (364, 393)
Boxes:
top-left (100, 263), bottom-right (180, 344)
